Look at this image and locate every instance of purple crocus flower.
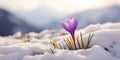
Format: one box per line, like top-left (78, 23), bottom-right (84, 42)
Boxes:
top-left (62, 18), bottom-right (78, 49)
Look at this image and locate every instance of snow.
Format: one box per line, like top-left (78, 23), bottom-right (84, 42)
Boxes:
top-left (0, 22), bottom-right (120, 60)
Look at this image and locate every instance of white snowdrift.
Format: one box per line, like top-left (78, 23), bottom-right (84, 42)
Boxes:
top-left (0, 22), bottom-right (120, 60)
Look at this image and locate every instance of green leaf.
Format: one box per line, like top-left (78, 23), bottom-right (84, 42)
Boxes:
top-left (80, 32), bottom-right (84, 49)
top-left (86, 33), bottom-right (94, 48)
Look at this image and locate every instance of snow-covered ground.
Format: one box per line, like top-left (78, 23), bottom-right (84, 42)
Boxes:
top-left (0, 22), bottom-right (120, 60)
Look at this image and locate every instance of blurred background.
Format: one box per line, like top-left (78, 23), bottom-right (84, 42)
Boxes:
top-left (0, 0), bottom-right (120, 36)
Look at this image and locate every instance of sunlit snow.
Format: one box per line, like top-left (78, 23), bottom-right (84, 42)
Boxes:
top-left (0, 22), bottom-right (120, 60)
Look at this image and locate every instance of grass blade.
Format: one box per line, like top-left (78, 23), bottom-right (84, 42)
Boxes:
top-left (87, 33), bottom-right (94, 48)
top-left (63, 38), bottom-right (70, 50)
top-left (80, 32), bottom-right (84, 48)
top-left (50, 48), bottom-right (54, 54)
top-left (76, 34), bottom-right (81, 49)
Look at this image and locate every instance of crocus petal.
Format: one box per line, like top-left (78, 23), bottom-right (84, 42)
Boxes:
top-left (62, 18), bottom-right (73, 32)
top-left (65, 18), bottom-right (71, 24)
top-left (69, 18), bottom-right (78, 32)
top-left (61, 21), bottom-right (69, 32)
top-left (72, 18), bottom-right (78, 29)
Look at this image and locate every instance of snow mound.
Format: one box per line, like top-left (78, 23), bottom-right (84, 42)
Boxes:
top-left (0, 22), bottom-right (120, 60)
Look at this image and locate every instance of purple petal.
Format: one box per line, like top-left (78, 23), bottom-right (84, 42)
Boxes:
top-left (72, 18), bottom-right (78, 29)
top-left (61, 21), bottom-right (69, 32)
top-left (65, 18), bottom-right (71, 23)
top-left (66, 18), bottom-right (75, 32)
top-left (68, 18), bottom-right (78, 31)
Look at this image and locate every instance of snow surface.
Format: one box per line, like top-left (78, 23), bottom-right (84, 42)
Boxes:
top-left (0, 22), bottom-right (120, 60)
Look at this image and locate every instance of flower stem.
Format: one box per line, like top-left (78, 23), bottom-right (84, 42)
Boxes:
top-left (70, 31), bottom-right (77, 50)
